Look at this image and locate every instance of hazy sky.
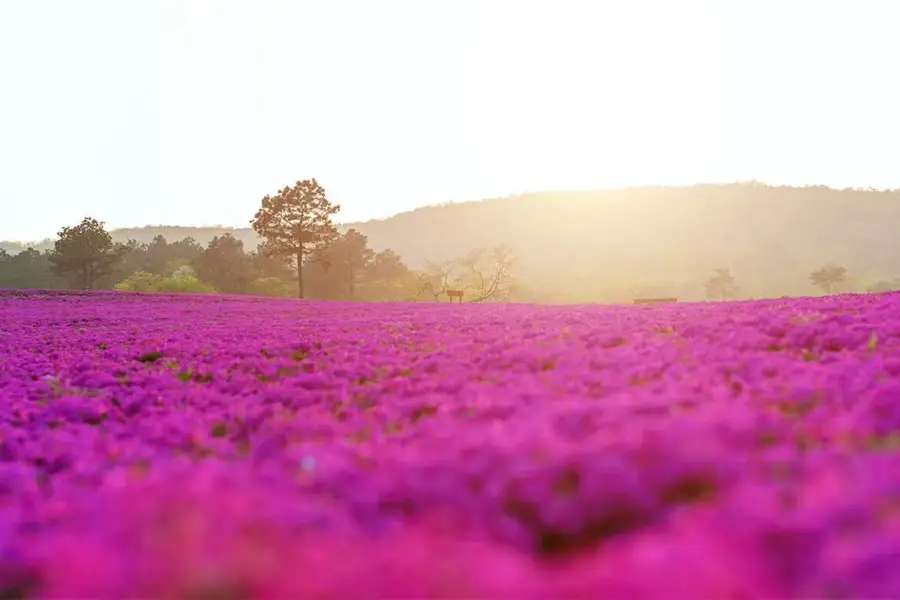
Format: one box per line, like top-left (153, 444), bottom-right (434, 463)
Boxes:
top-left (1, 0), bottom-right (899, 241)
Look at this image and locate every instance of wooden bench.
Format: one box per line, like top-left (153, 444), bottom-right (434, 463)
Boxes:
top-left (633, 297), bottom-right (678, 304)
top-left (446, 289), bottom-right (464, 303)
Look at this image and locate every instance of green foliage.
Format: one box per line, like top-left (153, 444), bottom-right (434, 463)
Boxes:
top-left (192, 234), bottom-right (253, 294)
top-left (12, 182), bottom-right (900, 302)
top-left (153, 274), bottom-right (216, 294)
top-left (114, 271), bottom-right (163, 292)
top-left (2, 222), bottom-right (411, 300)
top-left (360, 250), bottom-right (418, 301)
top-left (48, 217), bottom-right (128, 290)
top-left (168, 262), bottom-right (195, 278)
top-left (101, 226), bottom-right (412, 301)
top-left (114, 270), bottom-right (215, 294)
top-left (248, 277), bottom-right (293, 297)
top-left (249, 249), bottom-right (293, 281)
top-left (0, 247), bottom-right (68, 289)
top-left (307, 229), bottom-right (375, 300)
top-left (251, 178), bottom-right (341, 298)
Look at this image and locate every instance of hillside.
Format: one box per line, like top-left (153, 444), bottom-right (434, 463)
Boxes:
top-left (5, 183), bottom-right (900, 302)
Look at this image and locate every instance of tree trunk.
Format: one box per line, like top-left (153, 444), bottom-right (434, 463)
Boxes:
top-left (296, 247), bottom-right (304, 299)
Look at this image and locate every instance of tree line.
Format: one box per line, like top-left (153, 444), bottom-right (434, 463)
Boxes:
top-left (5, 178), bottom-right (899, 302)
top-left (1, 179), bottom-right (519, 302)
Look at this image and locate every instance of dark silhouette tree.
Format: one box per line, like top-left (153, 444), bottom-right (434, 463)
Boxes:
top-left (305, 235), bottom-right (414, 301)
top-left (0, 248), bottom-right (67, 289)
top-left (251, 179), bottom-right (340, 299)
top-left (810, 264), bottom-right (847, 294)
top-left (364, 249), bottom-right (413, 300)
top-left (48, 218), bottom-right (127, 290)
top-left (114, 239), bottom-right (148, 278)
top-left (305, 230), bottom-right (370, 300)
top-left (192, 234), bottom-right (253, 294)
top-left (167, 237), bottom-right (204, 266)
top-left (249, 243), bottom-right (293, 281)
top-left (331, 229), bottom-right (375, 300)
top-left (144, 235), bottom-right (171, 274)
top-left (705, 268), bottom-right (738, 300)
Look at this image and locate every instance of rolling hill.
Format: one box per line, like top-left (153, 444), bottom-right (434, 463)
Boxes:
top-left (5, 183), bottom-right (900, 302)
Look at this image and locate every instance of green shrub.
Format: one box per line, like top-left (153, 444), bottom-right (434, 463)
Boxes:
top-left (114, 271), bottom-right (163, 292)
top-left (248, 277), bottom-right (293, 297)
top-left (115, 271), bottom-right (215, 294)
top-left (153, 275), bottom-right (217, 294)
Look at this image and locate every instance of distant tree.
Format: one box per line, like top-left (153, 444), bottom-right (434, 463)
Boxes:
top-left (168, 237), bottom-right (204, 264)
top-left (48, 218), bottom-right (127, 290)
top-left (328, 229), bottom-right (375, 299)
top-left (109, 235), bottom-right (206, 288)
top-left (705, 268), bottom-right (738, 300)
top-left (810, 264), bottom-right (847, 294)
top-left (192, 234), bottom-right (253, 294)
top-left (458, 244), bottom-right (518, 302)
top-left (362, 249), bottom-right (415, 301)
top-left (368, 249), bottom-right (409, 282)
top-left (143, 235), bottom-right (171, 274)
top-left (114, 239), bottom-right (148, 278)
top-left (165, 260), bottom-right (195, 278)
top-left (249, 244), bottom-right (294, 281)
top-left (251, 178), bottom-right (340, 299)
top-left (304, 234), bottom-right (414, 301)
top-left (416, 260), bottom-right (456, 302)
top-left (0, 248), bottom-right (67, 290)
top-left (415, 245), bottom-right (518, 303)
top-left (136, 235), bottom-right (204, 276)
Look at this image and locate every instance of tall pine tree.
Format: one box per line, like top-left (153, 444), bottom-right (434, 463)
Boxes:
top-left (251, 179), bottom-right (340, 298)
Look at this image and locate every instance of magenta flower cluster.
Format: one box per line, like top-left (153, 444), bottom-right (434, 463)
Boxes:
top-left (1, 289), bottom-right (900, 598)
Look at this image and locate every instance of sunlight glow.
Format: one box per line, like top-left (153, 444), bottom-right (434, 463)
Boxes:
top-left (0, 0), bottom-right (899, 240)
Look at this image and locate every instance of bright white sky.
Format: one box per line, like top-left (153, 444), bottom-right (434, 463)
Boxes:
top-left (1, 0), bottom-right (899, 241)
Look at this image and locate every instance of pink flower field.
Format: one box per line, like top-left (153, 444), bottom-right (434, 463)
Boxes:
top-left (2, 289), bottom-right (900, 598)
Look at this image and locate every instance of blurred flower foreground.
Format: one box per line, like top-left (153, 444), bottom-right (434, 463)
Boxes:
top-left (1, 289), bottom-right (900, 598)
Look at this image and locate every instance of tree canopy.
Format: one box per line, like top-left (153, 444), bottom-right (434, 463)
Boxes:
top-left (251, 179), bottom-right (340, 298)
top-left (48, 218), bottom-right (127, 290)
top-left (810, 265), bottom-right (848, 295)
top-left (705, 268), bottom-right (738, 300)
top-left (192, 234), bottom-right (253, 294)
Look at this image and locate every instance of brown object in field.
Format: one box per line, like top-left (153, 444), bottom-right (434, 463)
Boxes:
top-left (446, 289), bottom-right (464, 303)
top-left (633, 297), bottom-right (678, 304)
